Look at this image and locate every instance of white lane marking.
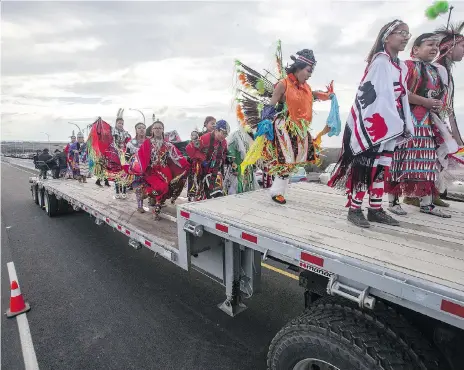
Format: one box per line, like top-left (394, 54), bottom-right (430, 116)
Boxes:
top-left (6, 262), bottom-right (40, 370)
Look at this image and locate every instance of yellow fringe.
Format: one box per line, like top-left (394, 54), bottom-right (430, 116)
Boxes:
top-left (240, 135), bottom-right (266, 175)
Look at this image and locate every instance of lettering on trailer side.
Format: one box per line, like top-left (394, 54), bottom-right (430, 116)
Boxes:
top-left (299, 261), bottom-right (333, 278)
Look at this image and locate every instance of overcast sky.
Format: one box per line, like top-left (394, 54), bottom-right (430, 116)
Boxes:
top-left (1, 0), bottom-right (463, 147)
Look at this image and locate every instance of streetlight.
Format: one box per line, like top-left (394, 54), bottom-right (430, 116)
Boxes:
top-left (68, 122), bottom-right (82, 135)
top-left (129, 108), bottom-right (146, 124)
top-left (41, 132), bottom-right (50, 152)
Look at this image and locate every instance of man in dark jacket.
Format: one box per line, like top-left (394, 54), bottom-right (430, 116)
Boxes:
top-left (37, 148), bottom-right (53, 179)
top-left (51, 149), bottom-right (67, 178)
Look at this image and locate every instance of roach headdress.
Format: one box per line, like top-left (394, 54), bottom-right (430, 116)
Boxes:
top-left (435, 21), bottom-right (464, 63)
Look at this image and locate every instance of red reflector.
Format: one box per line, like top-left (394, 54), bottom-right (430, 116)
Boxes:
top-left (144, 240), bottom-right (151, 247)
top-left (180, 211), bottom-right (190, 219)
top-left (301, 252), bottom-right (324, 267)
top-left (125, 230), bottom-right (131, 235)
top-left (117, 225), bottom-right (122, 230)
top-left (242, 232), bottom-right (257, 244)
top-left (106, 218), bottom-right (110, 223)
top-left (441, 300), bottom-right (464, 319)
top-left (216, 223), bottom-right (228, 233)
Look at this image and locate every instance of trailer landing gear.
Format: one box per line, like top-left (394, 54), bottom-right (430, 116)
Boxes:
top-left (218, 240), bottom-right (247, 317)
top-left (218, 280), bottom-right (247, 317)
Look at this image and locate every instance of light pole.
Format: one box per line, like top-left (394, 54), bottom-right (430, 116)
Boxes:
top-left (68, 122), bottom-right (82, 135)
top-left (41, 132), bottom-right (50, 152)
top-left (129, 108), bottom-right (146, 124)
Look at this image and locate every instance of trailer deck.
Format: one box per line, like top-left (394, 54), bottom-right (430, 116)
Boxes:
top-left (36, 178), bottom-right (464, 291)
top-left (32, 177), bottom-right (464, 328)
top-left (178, 183), bottom-right (464, 328)
top-left (182, 183), bottom-right (464, 292)
top-left (33, 178), bottom-right (180, 251)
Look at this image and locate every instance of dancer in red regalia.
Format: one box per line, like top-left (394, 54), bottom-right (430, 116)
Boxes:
top-left (128, 120), bottom-right (190, 220)
top-left (186, 120), bottom-right (229, 200)
top-left (329, 19), bottom-right (414, 228)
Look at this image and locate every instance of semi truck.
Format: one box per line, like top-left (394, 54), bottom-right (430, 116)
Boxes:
top-left (29, 175), bottom-right (464, 370)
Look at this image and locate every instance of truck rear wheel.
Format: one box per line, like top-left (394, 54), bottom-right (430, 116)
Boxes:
top-left (38, 188), bottom-right (45, 209)
top-left (267, 298), bottom-right (447, 370)
top-left (44, 191), bottom-right (58, 217)
top-left (31, 185), bottom-right (39, 205)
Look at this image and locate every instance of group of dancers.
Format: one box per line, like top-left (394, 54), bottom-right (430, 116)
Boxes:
top-left (60, 10), bottom-right (463, 227)
top-left (328, 18), bottom-right (464, 227)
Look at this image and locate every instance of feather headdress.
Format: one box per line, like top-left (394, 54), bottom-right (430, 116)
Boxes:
top-left (116, 108), bottom-right (124, 120)
top-left (233, 40), bottom-right (284, 130)
top-left (435, 21), bottom-right (464, 60)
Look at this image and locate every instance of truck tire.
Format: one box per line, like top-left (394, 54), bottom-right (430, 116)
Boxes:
top-left (44, 191), bottom-right (58, 217)
top-left (57, 198), bottom-right (72, 215)
top-left (38, 188), bottom-right (45, 209)
top-left (267, 298), bottom-right (447, 370)
top-left (31, 185), bottom-right (39, 205)
top-left (303, 296), bottom-right (447, 370)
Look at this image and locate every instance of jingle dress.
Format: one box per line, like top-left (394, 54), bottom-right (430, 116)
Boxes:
top-left (386, 60), bottom-right (446, 197)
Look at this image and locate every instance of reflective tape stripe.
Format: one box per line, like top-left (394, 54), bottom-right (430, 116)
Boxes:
top-left (301, 251), bottom-right (324, 267)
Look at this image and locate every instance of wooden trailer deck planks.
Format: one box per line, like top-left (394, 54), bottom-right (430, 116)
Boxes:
top-left (40, 178), bottom-right (464, 293)
top-left (40, 178), bottom-right (181, 247)
top-left (181, 183), bottom-right (464, 293)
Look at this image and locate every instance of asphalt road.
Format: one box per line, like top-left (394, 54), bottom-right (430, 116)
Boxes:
top-left (1, 163), bottom-right (304, 370)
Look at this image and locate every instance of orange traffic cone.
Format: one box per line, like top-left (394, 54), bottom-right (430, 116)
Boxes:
top-left (6, 280), bottom-right (31, 318)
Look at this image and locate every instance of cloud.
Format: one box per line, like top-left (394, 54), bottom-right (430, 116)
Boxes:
top-left (1, 0), bottom-right (464, 148)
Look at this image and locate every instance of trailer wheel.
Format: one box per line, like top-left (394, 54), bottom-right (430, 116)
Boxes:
top-left (44, 191), bottom-right (58, 217)
top-left (57, 198), bottom-right (72, 215)
top-left (31, 185), bottom-right (39, 205)
top-left (267, 300), bottom-right (446, 370)
top-left (37, 188), bottom-right (45, 209)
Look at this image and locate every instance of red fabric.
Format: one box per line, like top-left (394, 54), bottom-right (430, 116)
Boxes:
top-left (133, 138), bottom-right (190, 202)
top-left (89, 119), bottom-right (113, 157)
top-left (186, 132), bottom-right (227, 163)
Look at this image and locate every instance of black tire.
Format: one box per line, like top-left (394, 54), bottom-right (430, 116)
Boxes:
top-left (32, 185), bottom-right (39, 205)
top-left (44, 191), bottom-right (58, 217)
top-left (38, 188), bottom-right (45, 209)
top-left (267, 297), bottom-right (448, 370)
top-left (305, 296), bottom-right (447, 370)
top-left (57, 198), bottom-right (72, 214)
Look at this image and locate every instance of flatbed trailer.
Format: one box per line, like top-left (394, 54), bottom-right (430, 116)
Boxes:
top-left (30, 176), bottom-right (464, 370)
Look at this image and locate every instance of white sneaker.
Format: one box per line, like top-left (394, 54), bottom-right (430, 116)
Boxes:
top-left (114, 194), bottom-right (120, 199)
top-left (388, 203), bottom-right (407, 216)
top-left (121, 193), bottom-right (127, 199)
